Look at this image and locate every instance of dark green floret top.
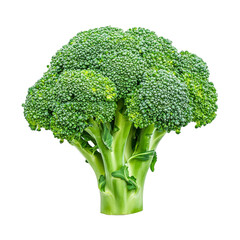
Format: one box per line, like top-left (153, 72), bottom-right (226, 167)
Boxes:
top-left (23, 26), bottom-right (218, 140)
top-left (23, 69), bottom-right (117, 141)
top-left (126, 69), bottom-right (192, 133)
top-left (176, 51), bottom-right (217, 127)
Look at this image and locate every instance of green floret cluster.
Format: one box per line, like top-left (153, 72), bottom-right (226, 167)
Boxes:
top-left (123, 27), bottom-right (180, 72)
top-left (23, 70), bottom-right (58, 131)
top-left (126, 69), bottom-right (192, 133)
top-left (50, 27), bottom-right (125, 73)
top-left (177, 51), bottom-right (218, 127)
top-left (23, 69), bottom-right (117, 141)
top-left (23, 26), bottom-right (218, 215)
top-left (50, 70), bottom-right (117, 141)
top-left (96, 50), bottom-right (148, 98)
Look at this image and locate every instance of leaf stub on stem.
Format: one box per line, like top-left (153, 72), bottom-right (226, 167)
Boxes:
top-left (128, 150), bottom-right (155, 162)
top-left (101, 123), bottom-right (113, 150)
top-left (98, 175), bottom-right (106, 192)
top-left (111, 166), bottom-right (137, 191)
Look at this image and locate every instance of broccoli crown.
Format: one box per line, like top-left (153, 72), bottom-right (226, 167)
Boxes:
top-left (23, 26), bottom-right (218, 140)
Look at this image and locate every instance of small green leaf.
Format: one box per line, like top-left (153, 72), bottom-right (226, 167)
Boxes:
top-left (111, 166), bottom-right (137, 191)
top-left (98, 175), bottom-right (106, 192)
top-left (128, 150), bottom-right (155, 162)
top-left (111, 166), bottom-right (127, 180)
top-left (112, 125), bottom-right (120, 134)
top-left (90, 145), bottom-right (99, 154)
top-left (85, 159), bottom-right (89, 163)
top-left (127, 175), bottom-right (137, 190)
top-left (150, 151), bottom-right (157, 172)
top-left (101, 123), bottom-right (113, 150)
top-left (80, 139), bottom-right (88, 148)
top-left (127, 184), bottom-right (136, 191)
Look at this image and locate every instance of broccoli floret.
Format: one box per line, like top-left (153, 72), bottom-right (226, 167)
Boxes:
top-left (176, 51), bottom-right (218, 127)
top-left (23, 69), bottom-right (59, 131)
top-left (126, 69), bottom-right (192, 133)
top-left (124, 27), bottom-right (180, 72)
top-left (50, 70), bottom-right (117, 141)
top-left (96, 50), bottom-right (148, 98)
top-left (22, 26), bottom-right (218, 215)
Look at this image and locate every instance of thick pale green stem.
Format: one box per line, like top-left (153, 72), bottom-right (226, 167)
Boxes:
top-left (128, 126), bottom-right (166, 188)
top-left (86, 112), bottom-right (134, 214)
top-left (108, 110), bottom-right (133, 209)
top-left (71, 101), bottom-right (166, 215)
top-left (85, 121), bottom-right (112, 174)
top-left (112, 110), bottom-right (132, 168)
top-left (100, 179), bottom-right (143, 215)
top-left (124, 125), bottom-right (135, 162)
top-left (128, 124), bottom-right (155, 186)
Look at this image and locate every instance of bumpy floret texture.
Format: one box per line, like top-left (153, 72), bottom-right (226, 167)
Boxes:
top-left (126, 70), bottom-right (192, 133)
top-left (23, 70), bottom-right (58, 131)
top-left (23, 26), bottom-right (218, 139)
top-left (123, 27), bottom-right (180, 73)
top-left (50, 27), bottom-right (124, 73)
top-left (176, 51), bottom-right (218, 127)
top-left (96, 50), bottom-right (148, 98)
top-left (23, 69), bottom-right (117, 141)
top-left (49, 27), bottom-right (181, 98)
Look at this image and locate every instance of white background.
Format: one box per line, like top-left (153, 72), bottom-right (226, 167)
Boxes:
top-left (0, 0), bottom-right (239, 239)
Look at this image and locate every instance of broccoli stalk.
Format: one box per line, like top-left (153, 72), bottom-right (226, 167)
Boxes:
top-left (68, 99), bottom-right (163, 214)
top-left (70, 100), bottom-right (165, 214)
top-left (23, 26), bottom-right (218, 215)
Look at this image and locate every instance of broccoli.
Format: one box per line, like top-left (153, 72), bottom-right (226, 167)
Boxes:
top-left (22, 26), bottom-right (218, 215)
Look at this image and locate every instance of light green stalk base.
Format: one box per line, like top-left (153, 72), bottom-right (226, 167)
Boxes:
top-left (100, 185), bottom-right (143, 215)
top-left (71, 101), bottom-right (166, 215)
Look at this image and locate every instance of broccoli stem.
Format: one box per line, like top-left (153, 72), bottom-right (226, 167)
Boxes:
top-left (100, 180), bottom-right (143, 215)
top-left (112, 108), bottom-right (132, 169)
top-left (124, 125), bottom-right (136, 162)
top-left (72, 102), bottom-right (166, 214)
top-left (86, 109), bottom-right (135, 214)
top-left (127, 124), bottom-right (156, 187)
